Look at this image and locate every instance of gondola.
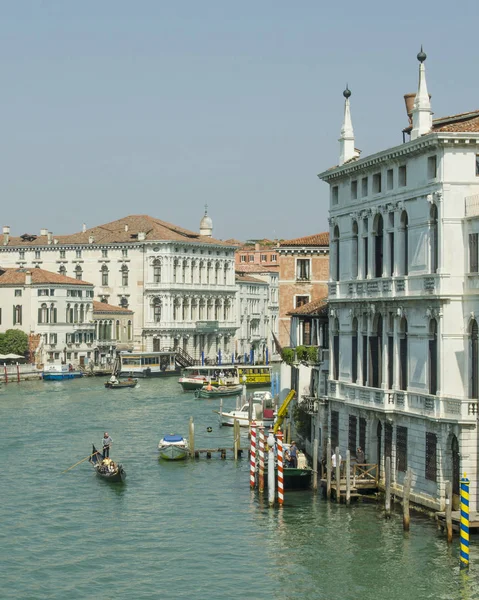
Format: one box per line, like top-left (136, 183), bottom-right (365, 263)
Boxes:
top-left (195, 384), bottom-right (243, 399)
top-left (104, 379), bottom-right (138, 389)
top-left (89, 444), bottom-right (126, 482)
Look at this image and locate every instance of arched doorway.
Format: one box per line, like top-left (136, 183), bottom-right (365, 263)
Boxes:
top-left (452, 435), bottom-right (460, 510)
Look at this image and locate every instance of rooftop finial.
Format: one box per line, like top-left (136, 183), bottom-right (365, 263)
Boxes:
top-left (204, 203), bottom-right (208, 215)
top-left (417, 45), bottom-right (427, 63)
top-left (343, 84), bottom-right (351, 99)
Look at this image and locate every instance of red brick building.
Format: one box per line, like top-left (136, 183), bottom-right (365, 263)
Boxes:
top-left (277, 232), bottom-right (329, 348)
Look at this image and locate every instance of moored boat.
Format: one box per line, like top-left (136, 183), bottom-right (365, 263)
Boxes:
top-left (89, 444), bottom-right (126, 482)
top-left (195, 384), bottom-right (243, 399)
top-left (105, 379), bottom-right (138, 389)
top-left (218, 400), bottom-right (275, 427)
top-left (264, 448), bottom-right (312, 490)
top-left (43, 364), bottom-right (83, 380)
top-left (179, 366), bottom-right (239, 391)
top-left (158, 434), bottom-right (189, 460)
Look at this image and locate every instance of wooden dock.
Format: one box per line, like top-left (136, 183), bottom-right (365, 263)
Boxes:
top-left (436, 510), bottom-right (479, 533)
top-left (320, 463), bottom-right (379, 502)
top-left (190, 448), bottom-right (244, 459)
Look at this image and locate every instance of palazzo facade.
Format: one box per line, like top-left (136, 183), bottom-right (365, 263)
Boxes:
top-left (319, 50), bottom-right (479, 511)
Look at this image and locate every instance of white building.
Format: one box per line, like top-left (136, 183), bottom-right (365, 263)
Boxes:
top-left (0, 212), bottom-right (238, 362)
top-left (0, 267), bottom-right (95, 366)
top-left (234, 264), bottom-right (280, 362)
top-left (318, 49), bottom-right (479, 512)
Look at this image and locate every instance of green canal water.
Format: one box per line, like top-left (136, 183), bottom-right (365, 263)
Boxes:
top-left (1, 377), bottom-right (478, 600)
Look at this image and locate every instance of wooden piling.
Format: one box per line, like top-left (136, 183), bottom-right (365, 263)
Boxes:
top-left (346, 450), bottom-right (351, 505)
top-left (4, 364), bottom-right (8, 384)
top-left (403, 468), bottom-right (412, 532)
top-left (312, 437), bottom-right (319, 492)
top-left (267, 430), bottom-right (275, 507)
top-left (249, 421), bottom-right (257, 489)
top-left (258, 427), bottom-right (265, 492)
top-left (277, 430), bottom-right (284, 506)
top-left (335, 447), bottom-right (340, 504)
top-left (233, 419), bottom-right (240, 461)
top-left (219, 398), bottom-right (223, 423)
top-left (385, 456), bottom-right (391, 518)
top-left (445, 480), bottom-right (453, 544)
top-left (326, 440), bottom-right (331, 500)
top-left (189, 416), bottom-right (195, 458)
top-left (16, 363), bottom-right (20, 383)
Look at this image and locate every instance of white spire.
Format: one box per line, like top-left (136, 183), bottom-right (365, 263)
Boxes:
top-left (411, 46), bottom-right (432, 140)
top-left (339, 85), bottom-right (356, 166)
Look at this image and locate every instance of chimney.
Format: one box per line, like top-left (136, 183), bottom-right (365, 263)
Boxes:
top-left (3, 225), bottom-right (10, 245)
top-left (255, 242), bottom-right (260, 252)
top-left (47, 232), bottom-right (53, 244)
top-left (54, 238), bottom-right (59, 245)
top-left (89, 235), bottom-right (94, 244)
top-left (82, 223), bottom-right (87, 233)
top-left (138, 231), bottom-right (146, 241)
top-left (404, 93), bottom-right (416, 124)
top-left (125, 224), bottom-right (129, 232)
top-left (40, 228), bottom-right (48, 236)
top-left (25, 271), bottom-right (32, 285)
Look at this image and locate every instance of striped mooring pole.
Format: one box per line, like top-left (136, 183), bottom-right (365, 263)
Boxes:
top-left (249, 421), bottom-right (257, 489)
top-left (258, 427), bottom-right (265, 492)
top-left (277, 430), bottom-right (284, 506)
top-left (460, 474), bottom-right (470, 569)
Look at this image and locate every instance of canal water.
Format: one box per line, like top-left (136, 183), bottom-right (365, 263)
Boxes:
top-left (1, 377), bottom-right (478, 600)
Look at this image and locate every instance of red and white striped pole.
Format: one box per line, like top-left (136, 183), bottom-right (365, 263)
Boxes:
top-left (258, 427), bottom-right (265, 492)
top-left (250, 421), bottom-right (257, 489)
top-left (277, 430), bottom-right (284, 506)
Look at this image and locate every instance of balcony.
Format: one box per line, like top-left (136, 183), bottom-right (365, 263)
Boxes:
top-left (330, 274), bottom-right (446, 301)
top-left (73, 322), bottom-right (96, 330)
top-left (328, 381), bottom-right (478, 423)
top-left (299, 395), bottom-right (326, 415)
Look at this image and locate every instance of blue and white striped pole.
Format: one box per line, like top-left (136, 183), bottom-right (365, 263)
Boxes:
top-left (460, 474), bottom-right (470, 570)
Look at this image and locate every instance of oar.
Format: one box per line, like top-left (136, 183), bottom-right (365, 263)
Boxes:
top-left (62, 451), bottom-right (101, 474)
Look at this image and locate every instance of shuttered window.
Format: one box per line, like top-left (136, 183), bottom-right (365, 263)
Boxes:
top-left (396, 426), bottom-right (408, 472)
top-left (384, 423), bottom-right (393, 459)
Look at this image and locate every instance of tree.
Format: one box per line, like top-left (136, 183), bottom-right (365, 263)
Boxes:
top-left (0, 329), bottom-right (29, 356)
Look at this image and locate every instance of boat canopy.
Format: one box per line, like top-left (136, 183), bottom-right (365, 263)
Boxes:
top-left (162, 434), bottom-right (184, 443)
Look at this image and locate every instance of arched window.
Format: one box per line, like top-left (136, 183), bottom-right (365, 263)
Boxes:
top-left (74, 304), bottom-right (79, 323)
top-left (79, 304), bottom-right (84, 324)
top-left (153, 259), bottom-right (161, 283)
top-left (127, 320), bottom-right (132, 340)
top-left (153, 298), bottom-right (161, 322)
top-left (116, 320), bottom-right (120, 340)
top-left (399, 316), bottom-right (408, 391)
top-left (430, 204), bottom-right (438, 274)
top-left (13, 304), bottom-right (22, 325)
top-left (333, 226), bottom-right (340, 282)
top-left (470, 320), bottom-right (478, 399)
top-left (59, 265), bottom-right (66, 276)
top-left (101, 265), bottom-right (109, 286)
top-left (374, 214), bottom-right (384, 278)
top-left (370, 314), bottom-right (383, 388)
top-left (120, 297), bottom-right (128, 308)
top-left (75, 265), bottom-right (82, 281)
top-left (38, 303), bottom-right (48, 324)
top-left (173, 259), bottom-right (178, 283)
top-left (429, 319), bottom-right (438, 395)
top-left (182, 260), bottom-right (187, 283)
top-left (121, 265), bottom-right (129, 287)
top-left (332, 317), bottom-right (340, 380)
top-left (51, 304), bottom-right (57, 323)
top-left (400, 211), bottom-right (409, 276)
top-left (351, 317), bottom-right (358, 383)
top-left (351, 221), bottom-right (358, 279)
top-left (363, 218), bottom-right (369, 278)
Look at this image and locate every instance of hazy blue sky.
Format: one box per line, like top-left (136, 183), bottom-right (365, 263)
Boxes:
top-left (1, 1), bottom-right (478, 241)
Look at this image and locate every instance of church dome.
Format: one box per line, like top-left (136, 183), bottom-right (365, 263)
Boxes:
top-left (200, 207), bottom-right (213, 237)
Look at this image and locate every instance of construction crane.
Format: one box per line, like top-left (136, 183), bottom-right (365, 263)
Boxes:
top-left (273, 389), bottom-right (296, 434)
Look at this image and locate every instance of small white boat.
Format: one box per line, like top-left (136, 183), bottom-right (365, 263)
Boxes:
top-left (158, 434), bottom-right (189, 460)
top-left (219, 402), bottom-right (275, 428)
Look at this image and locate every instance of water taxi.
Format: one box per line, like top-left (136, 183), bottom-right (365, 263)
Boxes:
top-left (43, 364), bottom-right (83, 381)
top-left (119, 351), bottom-right (180, 378)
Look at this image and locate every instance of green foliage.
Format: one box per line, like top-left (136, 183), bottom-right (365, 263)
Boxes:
top-left (282, 346), bottom-right (318, 365)
top-left (0, 329), bottom-right (28, 356)
top-left (293, 405), bottom-right (311, 441)
top-left (281, 348), bottom-right (295, 365)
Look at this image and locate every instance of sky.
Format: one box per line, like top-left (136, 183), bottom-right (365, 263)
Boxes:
top-left (1, 1), bottom-right (478, 242)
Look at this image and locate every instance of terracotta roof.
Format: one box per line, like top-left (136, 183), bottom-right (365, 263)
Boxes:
top-left (403, 109), bottom-right (479, 134)
top-left (288, 297), bottom-right (328, 316)
top-left (0, 267), bottom-right (93, 286)
top-left (279, 232), bottom-right (329, 247)
top-left (2, 215), bottom-right (234, 247)
top-left (224, 238), bottom-right (243, 246)
top-left (93, 300), bottom-right (133, 314)
top-left (235, 273), bottom-right (268, 284)
top-left (235, 264), bottom-right (279, 274)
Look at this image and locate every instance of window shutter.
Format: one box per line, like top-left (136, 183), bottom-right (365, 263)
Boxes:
top-left (38, 308), bottom-right (42, 324)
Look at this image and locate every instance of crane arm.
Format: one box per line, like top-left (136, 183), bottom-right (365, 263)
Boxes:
top-left (273, 389), bottom-right (296, 434)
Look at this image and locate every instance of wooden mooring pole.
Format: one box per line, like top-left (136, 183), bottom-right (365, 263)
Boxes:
top-left (403, 468), bottom-right (412, 532)
top-left (267, 430), bottom-right (275, 507)
top-left (258, 427), bottom-right (265, 492)
top-left (249, 421), bottom-right (257, 489)
top-left (189, 416), bottom-right (195, 458)
top-left (326, 440), bottom-right (331, 500)
top-left (312, 437), bottom-right (319, 492)
top-left (233, 419), bottom-right (241, 461)
top-left (346, 450), bottom-right (351, 505)
top-left (445, 480), bottom-right (453, 544)
top-left (335, 447), bottom-right (340, 504)
top-left (385, 456), bottom-right (391, 518)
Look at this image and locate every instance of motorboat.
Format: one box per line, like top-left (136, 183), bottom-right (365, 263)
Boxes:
top-left (43, 364), bottom-right (83, 380)
top-left (158, 434), bottom-right (189, 460)
top-left (218, 401), bottom-right (275, 428)
top-left (105, 378), bottom-right (138, 389)
top-left (195, 384), bottom-right (243, 399)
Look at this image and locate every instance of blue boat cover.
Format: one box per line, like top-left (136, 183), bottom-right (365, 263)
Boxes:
top-left (163, 434), bottom-right (184, 443)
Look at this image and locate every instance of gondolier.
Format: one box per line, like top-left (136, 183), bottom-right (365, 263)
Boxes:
top-left (102, 432), bottom-right (113, 458)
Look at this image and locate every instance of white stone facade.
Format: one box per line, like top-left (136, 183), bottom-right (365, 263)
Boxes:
top-left (319, 54), bottom-right (479, 511)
